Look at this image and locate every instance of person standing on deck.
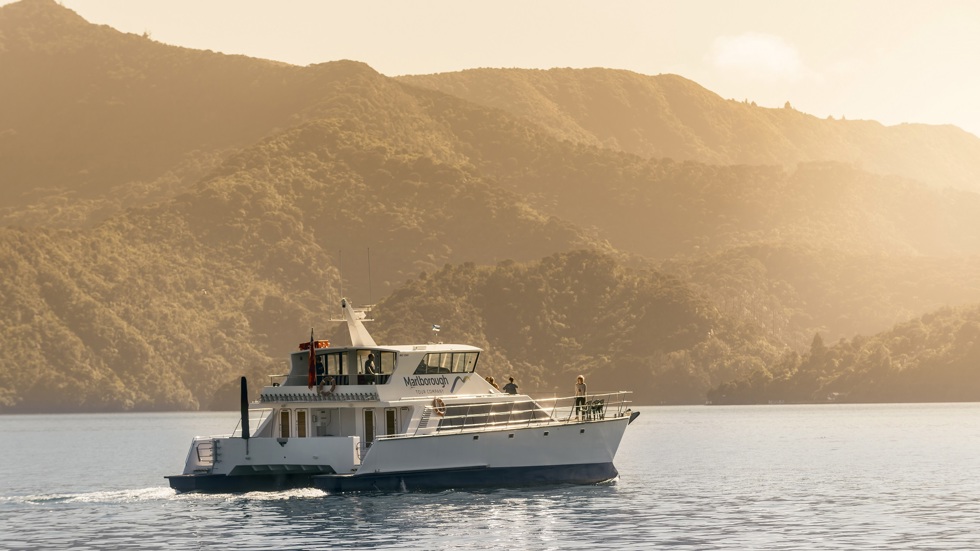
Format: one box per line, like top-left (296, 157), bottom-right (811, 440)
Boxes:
top-left (574, 375), bottom-right (587, 419)
top-left (365, 353), bottom-right (378, 384)
top-left (502, 377), bottom-right (518, 395)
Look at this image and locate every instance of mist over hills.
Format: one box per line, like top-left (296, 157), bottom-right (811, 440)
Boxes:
top-left (0, 0), bottom-right (372, 226)
top-left (1, 0), bottom-right (979, 411)
top-left (0, 94), bottom-right (603, 411)
top-left (399, 68), bottom-right (980, 193)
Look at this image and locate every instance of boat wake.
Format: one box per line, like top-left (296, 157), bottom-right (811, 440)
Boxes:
top-left (2, 486), bottom-right (327, 507)
top-left (228, 487), bottom-right (326, 501)
top-left (2, 486), bottom-right (176, 506)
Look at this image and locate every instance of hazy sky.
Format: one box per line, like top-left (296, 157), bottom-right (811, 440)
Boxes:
top-left (12, 0), bottom-right (980, 137)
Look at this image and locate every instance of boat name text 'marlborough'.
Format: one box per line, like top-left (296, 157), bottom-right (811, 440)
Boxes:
top-left (404, 375), bottom-right (449, 388)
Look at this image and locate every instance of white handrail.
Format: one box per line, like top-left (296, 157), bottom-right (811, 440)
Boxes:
top-left (377, 391), bottom-right (632, 439)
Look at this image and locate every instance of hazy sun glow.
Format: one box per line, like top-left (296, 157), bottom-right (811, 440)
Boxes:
top-left (708, 33), bottom-right (807, 82)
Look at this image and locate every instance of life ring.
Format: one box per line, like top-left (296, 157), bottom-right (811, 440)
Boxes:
top-left (318, 377), bottom-right (336, 396)
top-left (432, 397), bottom-right (446, 416)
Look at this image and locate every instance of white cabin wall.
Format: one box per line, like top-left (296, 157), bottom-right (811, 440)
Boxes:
top-left (312, 408), bottom-right (343, 436)
top-left (339, 408), bottom-right (358, 436)
top-left (284, 352), bottom-right (310, 386)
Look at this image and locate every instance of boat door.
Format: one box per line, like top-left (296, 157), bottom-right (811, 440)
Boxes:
top-left (363, 408), bottom-right (400, 449)
top-left (295, 409), bottom-right (308, 438)
top-left (384, 408), bottom-right (399, 436)
top-left (279, 410), bottom-right (291, 438)
top-left (363, 409), bottom-right (375, 448)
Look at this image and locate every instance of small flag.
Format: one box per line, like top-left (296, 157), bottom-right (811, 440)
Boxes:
top-left (307, 328), bottom-right (316, 389)
top-left (432, 324), bottom-right (441, 332)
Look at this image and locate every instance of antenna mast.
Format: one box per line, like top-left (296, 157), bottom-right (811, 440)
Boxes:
top-left (338, 249), bottom-right (343, 299)
top-left (367, 247), bottom-right (373, 305)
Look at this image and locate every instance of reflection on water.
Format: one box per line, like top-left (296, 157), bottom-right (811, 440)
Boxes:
top-left (2, 404), bottom-right (980, 550)
top-left (160, 485), bottom-right (632, 551)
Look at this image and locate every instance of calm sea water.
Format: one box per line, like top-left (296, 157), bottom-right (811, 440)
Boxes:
top-left (1, 403), bottom-right (978, 550)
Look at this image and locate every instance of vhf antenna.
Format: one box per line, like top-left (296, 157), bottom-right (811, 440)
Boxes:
top-left (367, 247), bottom-right (373, 305)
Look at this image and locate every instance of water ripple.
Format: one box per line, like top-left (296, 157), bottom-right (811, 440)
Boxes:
top-left (3, 405), bottom-right (980, 550)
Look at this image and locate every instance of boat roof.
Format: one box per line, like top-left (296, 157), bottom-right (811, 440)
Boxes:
top-left (269, 299), bottom-right (495, 402)
top-left (290, 342), bottom-right (482, 357)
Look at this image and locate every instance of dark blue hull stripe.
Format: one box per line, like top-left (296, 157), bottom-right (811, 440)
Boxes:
top-left (315, 462), bottom-right (618, 492)
top-left (166, 473), bottom-right (316, 493)
top-left (167, 462), bottom-right (617, 493)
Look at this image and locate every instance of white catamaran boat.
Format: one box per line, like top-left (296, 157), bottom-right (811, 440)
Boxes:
top-left (166, 299), bottom-right (640, 492)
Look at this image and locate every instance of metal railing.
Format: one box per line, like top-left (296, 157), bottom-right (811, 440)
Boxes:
top-left (232, 408), bottom-right (272, 438)
top-left (380, 391), bottom-right (632, 439)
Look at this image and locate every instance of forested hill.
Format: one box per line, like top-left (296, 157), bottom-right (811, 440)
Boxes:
top-left (369, 250), bottom-right (780, 405)
top-left (0, 0), bottom-right (385, 226)
top-left (708, 304), bottom-right (980, 404)
top-left (398, 68), bottom-right (980, 193)
top-left (0, 113), bottom-right (603, 412)
top-left (2, 0), bottom-right (980, 412)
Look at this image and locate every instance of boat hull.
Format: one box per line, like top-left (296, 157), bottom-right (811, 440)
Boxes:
top-left (312, 462), bottom-right (618, 492)
top-left (316, 415), bottom-right (630, 492)
top-left (166, 461), bottom-right (618, 494)
top-left (167, 416), bottom-right (631, 493)
top-left (166, 473), bottom-right (317, 493)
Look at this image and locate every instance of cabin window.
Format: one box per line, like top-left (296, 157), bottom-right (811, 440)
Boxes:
top-left (437, 400), bottom-right (549, 431)
top-left (296, 410), bottom-right (307, 438)
top-left (453, 353), bottom-right (477, 373)
top-left (415, 352), bottom-right (479, 374)
top-left (378, 351), bottom-right (395, 377)
top-left (430, 353), bottom-right (448, 374)
top-left (384, 408), bottom-right (398, 436)
top-left (314, 356), bottom-right (326, 385)
top-left (355, 350), bottom-right (395, 384)
top-left (374, 351), bottom-right (395, 385)
top-left (279, 410), bottom-right (290, 438)
top-left (363, 409), bottom-right (376, 445)
top-left (324, 352), bottom-right (345, 384)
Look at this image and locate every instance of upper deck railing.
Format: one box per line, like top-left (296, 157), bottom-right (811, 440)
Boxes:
top-left (381, 391), bottom-right (632, 439)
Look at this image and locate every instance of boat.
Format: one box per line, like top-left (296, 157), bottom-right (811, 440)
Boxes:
top-left (166, 298), bottom-right (640, 493)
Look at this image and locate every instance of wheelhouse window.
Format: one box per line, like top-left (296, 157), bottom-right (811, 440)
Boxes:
top-left (355, 350), bottom-right (395, 384)
top-left (310, 350), bottom-right (397, 385)
top-left (314, 356), bottom-right (326, 384)
top-left (414, 352), bottom-right (479, 374)
top-left (378, 351), bottom-right (395, 376)
top-left (311, 352), bottom-right (347, 385)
